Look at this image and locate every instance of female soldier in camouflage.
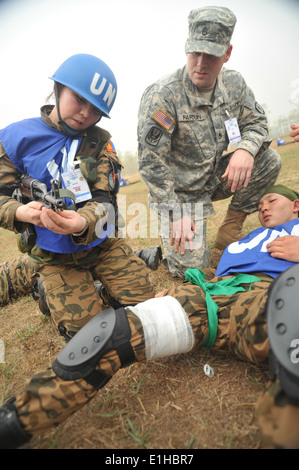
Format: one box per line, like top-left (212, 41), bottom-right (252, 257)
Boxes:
top-left (0, 54), bottom-right (154, 340)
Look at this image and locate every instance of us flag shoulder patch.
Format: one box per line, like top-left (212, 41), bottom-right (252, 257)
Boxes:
top-left (152, 108), bottom-right (174, 131)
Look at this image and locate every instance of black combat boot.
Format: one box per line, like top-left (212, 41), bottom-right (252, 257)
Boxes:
top-left (134, 246), bottom-right (162, 270)
top-left (0, 397), bottom-right (32, 449)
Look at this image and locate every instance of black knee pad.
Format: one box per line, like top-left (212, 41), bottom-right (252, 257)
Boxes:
top-left (266, 264), bottom-right (299, 401)
top-left (52, 307), bottom-right (136, 389)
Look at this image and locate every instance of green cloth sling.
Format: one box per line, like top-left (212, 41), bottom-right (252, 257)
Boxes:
top-left (184, 268), bottom-right (261, 349)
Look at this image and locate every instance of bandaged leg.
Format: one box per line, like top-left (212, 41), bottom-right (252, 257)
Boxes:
top-left (0, 297), bottom-right (194, 448)
top-left (52, 296), bottom-right (195, 386)
top-left (0, 296), bottom-right (196, 448)
top-left (128, 296), bottom-right (194, 359)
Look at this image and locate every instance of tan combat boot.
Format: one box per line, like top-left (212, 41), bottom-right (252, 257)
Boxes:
top-left (214, 208), bottom-right (247, 251)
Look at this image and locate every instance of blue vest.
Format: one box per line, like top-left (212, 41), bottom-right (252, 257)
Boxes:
top-left (216, 219), bottom-right (299, 279)
top-left (0, 117), bottom-right (113, 253)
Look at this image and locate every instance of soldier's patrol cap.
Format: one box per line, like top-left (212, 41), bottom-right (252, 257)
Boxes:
top-left (185, 6), bottom-right (237, 57)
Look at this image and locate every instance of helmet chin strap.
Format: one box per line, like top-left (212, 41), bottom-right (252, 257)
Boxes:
top-left (54, 82), bottom-right (85, 137)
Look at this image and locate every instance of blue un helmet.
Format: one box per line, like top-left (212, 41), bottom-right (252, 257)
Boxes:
top-left (50, 54), bottom-right (117, 135)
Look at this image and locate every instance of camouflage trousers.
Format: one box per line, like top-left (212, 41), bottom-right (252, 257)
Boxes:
top-left (161, 217), bottom-right (210, 279)
top-left (161, 147), bottom-right (281, 278)
top-left (14, 273), bottom-right (299, 448)
top-left (0, 256), bottom-right (36, 305)
top-left (33, 238), bottom-right (155, 338)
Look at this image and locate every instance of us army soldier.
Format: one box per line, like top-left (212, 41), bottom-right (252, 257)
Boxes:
top-left (138, 6), bottom-right (281, 278)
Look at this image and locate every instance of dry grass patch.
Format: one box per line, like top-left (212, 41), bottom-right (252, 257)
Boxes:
top-left (0, 140), bottom-right (299, 449)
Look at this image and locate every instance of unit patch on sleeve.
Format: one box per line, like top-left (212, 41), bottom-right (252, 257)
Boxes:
top-left (145, 127), bottom-right (163, 147)
top-left (106, 140), bottom-right (117, 153)
top-left (152, 108), bottom-right (174, 131)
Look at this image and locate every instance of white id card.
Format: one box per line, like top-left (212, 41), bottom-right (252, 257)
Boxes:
top-left (224, 117), bottom-right (241, 144)
top-left (61, 168), bottom-right (92, 203)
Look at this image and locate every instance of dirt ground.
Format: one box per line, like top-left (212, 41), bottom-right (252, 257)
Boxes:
top-left (1, 139), bottom-right (298, 450)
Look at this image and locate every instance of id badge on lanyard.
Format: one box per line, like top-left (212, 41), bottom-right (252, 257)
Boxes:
top-left (224, 110), bottom-right (241, 145)
top-left (60, 139), bottom-right (92, 204)
top-left (61, 167), bottom-right (92, 203)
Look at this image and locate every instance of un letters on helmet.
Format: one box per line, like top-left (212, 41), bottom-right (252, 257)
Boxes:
top-left (50, 54), bottom-right (117, 117)
top-left (90, 73), bottom-right (116, 113)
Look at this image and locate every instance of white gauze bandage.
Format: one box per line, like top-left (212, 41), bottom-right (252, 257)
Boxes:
top-left (127, 296), bottom-right (194, 360)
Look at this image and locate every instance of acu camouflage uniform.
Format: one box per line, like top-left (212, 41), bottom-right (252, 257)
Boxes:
top-left (137, 11), bottom-right (281, 277)
top-left (4, 269), bottom-right (299, 449)
top-left (0, 106), bottom-right (154, 338)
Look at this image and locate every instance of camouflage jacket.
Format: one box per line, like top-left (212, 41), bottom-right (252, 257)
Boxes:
top-left (0, 106), bottom-right (122, 260)
top-left (138, 66), bottom-right (271, 216)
